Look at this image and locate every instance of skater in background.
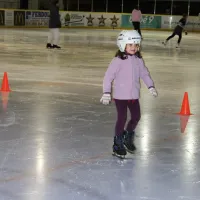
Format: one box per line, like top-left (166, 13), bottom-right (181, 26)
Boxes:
top-left (100, 30), bottom-right (158, 158)
top-left (132, 5), bottom-right (142, 38)
top-left (162, 13), bottom-right (188, 48)
top-left (46, 0), bottom-right (61, 49)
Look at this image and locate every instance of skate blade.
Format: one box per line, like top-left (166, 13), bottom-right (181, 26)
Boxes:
top-left (126, 149), bottom-right (136, 154)
top-left (124, 146), bottom-right (136, 154)
top-left (112, 152), bottom-right (126, 159)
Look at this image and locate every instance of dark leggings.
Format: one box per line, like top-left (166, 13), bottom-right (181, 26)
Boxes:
top-left (166, 32), bottom-right (182, 44)
top-left (132, 22), bottom-right (142, 36)
top-left (115, 99), bottom-right (141, 136)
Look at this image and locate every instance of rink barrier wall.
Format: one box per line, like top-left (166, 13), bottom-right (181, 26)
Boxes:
top-left (0, 9), bottom-right (200, 32)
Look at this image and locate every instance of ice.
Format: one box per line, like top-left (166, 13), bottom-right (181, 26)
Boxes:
top-left (0, 28), bottom-right (199, 199)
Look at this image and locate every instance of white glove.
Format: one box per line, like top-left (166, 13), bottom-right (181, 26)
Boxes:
top-left (149, 87), bottom-right (158, 97)
top-left (100, 93), bottom-right (111, 105)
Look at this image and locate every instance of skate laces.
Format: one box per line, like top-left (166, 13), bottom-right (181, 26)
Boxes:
top-left (115, 135), bottom-right (124, 148)
top-left (125, 132), bottom-right (134, 144)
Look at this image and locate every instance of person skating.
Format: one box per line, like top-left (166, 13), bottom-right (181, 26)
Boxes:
top-left (162, 13), bottom-right (188, 48)
top-left (46, 0), bottom-right (61, 49)
top-left (100, 30), bottom-right (158, 158)
top-left (132, 5), bottom-right (142, 38)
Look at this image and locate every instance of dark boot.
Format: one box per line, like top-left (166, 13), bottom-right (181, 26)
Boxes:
top-left (46, 43), bottom-right (53, 49)
top-left (113, 135), bottom-right (127, 157)
top-left (52, 44), bottom-right (61, 49)
top-left (123, 130), bottom-right (136, 153)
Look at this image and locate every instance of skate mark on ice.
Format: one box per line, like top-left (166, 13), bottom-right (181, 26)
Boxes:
top-left (0, 152), bottom-right (111, 183)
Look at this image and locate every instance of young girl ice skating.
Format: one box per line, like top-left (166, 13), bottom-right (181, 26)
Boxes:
top-left (100, 30), bottom-right (158, 158)
top-left (46, 0), bottom-right (61, 49)
top-left (162, 13), bottom-right (188, 48)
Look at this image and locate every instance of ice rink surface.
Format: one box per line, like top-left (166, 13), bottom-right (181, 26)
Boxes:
top-left (0, 28), bottom-right (199, 200)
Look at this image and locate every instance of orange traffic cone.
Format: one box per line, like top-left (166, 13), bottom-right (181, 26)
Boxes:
top-left (178, 92), bottom-right (192, 115)
top-left (0, 72), bottom-right (11, 92)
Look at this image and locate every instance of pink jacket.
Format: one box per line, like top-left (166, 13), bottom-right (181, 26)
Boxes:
top-left (103, 55), bottom-right (154, 100)
top-left (132, 9), bottom-right (142, 22)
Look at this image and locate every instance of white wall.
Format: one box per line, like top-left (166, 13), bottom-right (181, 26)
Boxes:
top-left (0, 0), bottom-right (20, 9)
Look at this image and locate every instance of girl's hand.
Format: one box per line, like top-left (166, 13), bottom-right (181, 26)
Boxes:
top-left (100, 93), bottom-right (111, 105)
top-left (149, 87), bottom-right (158, 97)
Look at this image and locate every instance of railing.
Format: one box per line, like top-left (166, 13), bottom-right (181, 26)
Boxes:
top-left (1, 9), bottom-right (200, 32)
top-left (60, 0), bottom-right (200, 16)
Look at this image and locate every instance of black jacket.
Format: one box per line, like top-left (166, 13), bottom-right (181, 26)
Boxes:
top-left (174, 17), bottom-right (187, 34)
top-left (49, 2), bottom-right (61, 28)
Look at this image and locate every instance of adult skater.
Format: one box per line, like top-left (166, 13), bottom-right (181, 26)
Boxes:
top-left (131, 6), bottom-right (142, 38)
top-left (162, 13), bottom-right (188, 48)
top-left (100, 30), bottom-right (158, 158)
top-left (46, 0), bottom-right (61, 49)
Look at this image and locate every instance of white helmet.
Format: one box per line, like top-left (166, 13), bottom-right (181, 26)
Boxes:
top-left (117, 30), bottom-right (141, 52)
